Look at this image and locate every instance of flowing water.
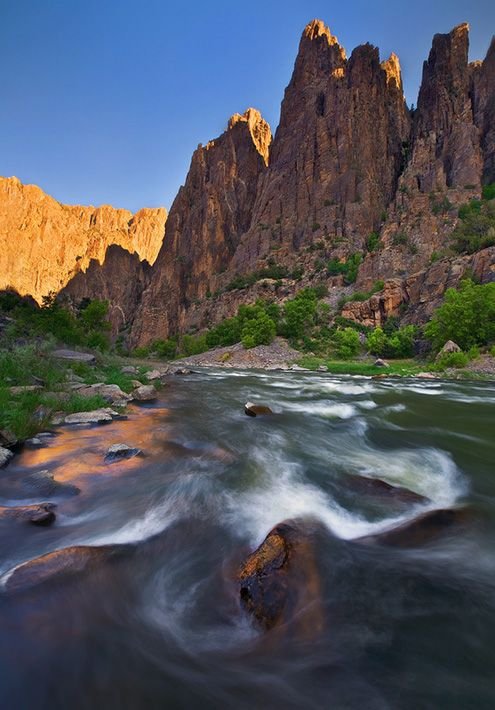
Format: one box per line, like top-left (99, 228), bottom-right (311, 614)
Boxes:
top-left (1, 369), bottom-right (494, 709)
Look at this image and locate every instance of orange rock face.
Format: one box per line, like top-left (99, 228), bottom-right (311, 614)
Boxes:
top-left (0, 177), bottom-right (166, 303)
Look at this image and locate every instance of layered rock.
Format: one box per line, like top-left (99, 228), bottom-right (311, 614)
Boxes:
top-left (0, 177), bottom-right (166, 303)
top-left (471, 37), bottom-right (495, 184)
top-left (131, 108), bottom-right (271, 342)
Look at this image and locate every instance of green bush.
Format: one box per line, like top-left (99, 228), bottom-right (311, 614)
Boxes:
top-left (436, 351), bottom-right (469, 369)
top-left (327, 253), bottom-right (362, 284)
top-left (366, 327), bottom-right (387, 355)
top-left (151, 338), bottom-right (178, 359)
top-left (425, 279), bottom-right (495, 350)
top-left (282, 289), bottom-right (319, 338)
top-left (241, 312), bottom-right (276, 349)
top-left (332, 328), bottom-right (361, 359)
top-left (453, 187), bottom-right (495, 254)
top-left (366, 232), bottom-right (382, 252)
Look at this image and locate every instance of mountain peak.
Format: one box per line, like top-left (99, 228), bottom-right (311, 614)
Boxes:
top-left (228, 108), bottom-right (271, 165)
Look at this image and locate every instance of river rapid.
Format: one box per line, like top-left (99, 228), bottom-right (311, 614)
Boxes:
top-left (1, 369), bottom-right (494, 709)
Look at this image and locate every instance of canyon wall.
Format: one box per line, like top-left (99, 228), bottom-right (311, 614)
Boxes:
top-left (0, 176), bottom-right (166, 303)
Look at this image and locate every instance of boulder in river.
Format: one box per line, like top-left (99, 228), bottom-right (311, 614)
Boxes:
top-left (61, 408), bottom-right (121, 425)
top-left (105, 443), bottom-right (142, 462)
top-left (132, 384), bottom-right (157, 402)
top-left (3, 544), bottom-right (128, 593)
top-left (0, 429), bottom-right (17, 448)
top-left (0, 503), bottom-right (56, 526)
top-left (20, 470), bottom-right (80, 498)
top-left (244, 402), bottom-right (273, 417)
top-left (238, 519), bottom-right (323, 634)
top-left (356, 508), bottom-right (470, 548)
top-left (174, 368), bottom-right (194, 376)
top-left (0, 446), bottom-right (13, 468)
top-left (345, 474), bottom-right (429, 505)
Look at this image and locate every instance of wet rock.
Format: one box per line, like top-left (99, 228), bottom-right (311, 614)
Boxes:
top-left (173, 368), bottom-right (194, 376)
top-left (3, 544), bottom-right (128, 592)
top-left (345, 474), bottom-right (428, 505)
top-left (0, 429), bottom-right (17, 448)
top-left (0, 446), bottom-right (13, 468)
top-left (105, 443), bottom-right (142, 462)
top-left (22, 470), bottom-right (80, 498)
top-left (61, 408), bottom-right (121, 425)
top-left (356, 508), bottom-right (469, 547)
top-left (77, 383), bottom-right (132, 407)
top-left (374, 358), bottom-right (389, 368)
top-left (0, 503), bottom-right (56, 526)
top-left (238, 519), bottom-right (323, 633)
top-left (132, 385), bottom-right (157, 402)
top-left (25, 437), bottom-right (43, 447)
top-left (52, 349), bottom-right (96, 364)
top-left (145, 369), bottom-right (162, 381)
top-left (245, 401), bottom-right (273, 417)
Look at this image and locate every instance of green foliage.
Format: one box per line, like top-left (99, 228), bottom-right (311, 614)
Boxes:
top-left (453, 187), bottom-right (495, 254)
top-left (281, 288), bottom-right (319, 339)
top-left (151, 338), bottom-right (178, 359)
top-left (241, 311), bottom-right (276, 348)
top-left (430, 194), bottom-right (453, 215)
top-left (366, 327), bottom-right (388, 355)
top-left (332, 328), bottom-right (361, 359)
top-left (366, 324), bottom-right (416, 358)
top-left (482, 183), bottom-right (495, 201)
top-left (425, 279), bottom-right (495, 350)
top-left (226, 263), bottom-right (289, 290)
top-left (392, 232), bottom-right (408, 246)
top-left (1, 293), bottom-right (111, 350)
top-left (366, 232), bottom-right (382, 252)
top-left (341, 281), bottom-right (385, 306)
top-left (435, 351), bottom-right (469, 369)
top-left (326, 253), bottom-right (362, 284)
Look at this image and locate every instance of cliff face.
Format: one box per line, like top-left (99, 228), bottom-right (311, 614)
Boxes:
top-left (0, 177), bottom-right (166, 303)
top-left (131, 108), bottom-right (271, 343)
top-left (232, 20), bottom-right (410, 270)
top-left (4, 19), bottom-right (495, 343)
top-left (58, 245), bottom-right (152, 336)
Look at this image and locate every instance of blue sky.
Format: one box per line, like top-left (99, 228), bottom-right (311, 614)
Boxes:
top-left (1, 0), bottom-right (494, 212)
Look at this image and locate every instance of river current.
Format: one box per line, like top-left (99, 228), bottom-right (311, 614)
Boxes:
top-left (0, 369), bottom-right (494, 709)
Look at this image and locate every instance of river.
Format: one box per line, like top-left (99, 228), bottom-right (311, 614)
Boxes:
top-left (0, 369), bottom-right (494, 709)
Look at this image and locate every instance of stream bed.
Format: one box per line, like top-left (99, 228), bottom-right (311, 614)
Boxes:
top-left (0, 369), bottom-right (494, 709)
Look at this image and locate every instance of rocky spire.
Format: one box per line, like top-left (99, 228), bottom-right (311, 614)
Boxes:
top-left (471, 36), bottom-right (495, 183)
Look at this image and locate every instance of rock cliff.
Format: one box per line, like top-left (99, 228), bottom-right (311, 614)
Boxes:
top-left (0, 177), bottom-right (166, 303)
top-left (2, 19), bottom-right (495, 342)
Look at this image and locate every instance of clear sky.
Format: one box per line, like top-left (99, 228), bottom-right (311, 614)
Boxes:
top-left (1, 0), bottom-right (494, 213)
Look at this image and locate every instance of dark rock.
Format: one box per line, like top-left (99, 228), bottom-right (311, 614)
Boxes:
top-left (0, 429), bottom-right (17, 448)
top-left (356, 507), bottom-right (469, 547)
top-left (0, 503), bottom-right (56, 526)
top-left (345, 474), bottom-right (428, 505)
top-left (174, 368), bottom-right (194, 376)
top-left (3, 544), bottom-right (129, 592)
top-left (238, 519), bottom-right (323, 633)
top-left (245, 401), bottom-right (274, 417)
top-left (105, 443), bottom-right (142, 462)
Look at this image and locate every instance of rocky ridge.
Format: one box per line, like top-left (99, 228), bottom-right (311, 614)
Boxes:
top-left (0, 177), bottom-right (166, 303)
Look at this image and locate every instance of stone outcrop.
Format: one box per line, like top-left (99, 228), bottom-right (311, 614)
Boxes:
top-left (0, 176), bottom-right (166, 303)
top-left (131, 108), bottom-right (271, 342)
top-left (59, 245), bottom-right (152, 336)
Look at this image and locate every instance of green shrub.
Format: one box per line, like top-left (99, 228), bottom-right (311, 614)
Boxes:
top-left (425, 279), bottom-right (495, 350)
top-left (241, 311), bottom-right (276, 349)
top-left (366, 232), bottom-right (382, 252)
top-left (327, 253), bottom-right (362, 284)
top-left (366, 327), bottom-right (387, 355)
top-left (332, 328), bottom-right (361, 359)
top-left (482, 183), bottom-right (495, 201)
top-left (151, 338), bottom-right (178, 359)
top-left (436, 351), bottom-right (469, 369)
top-left (453, 187), bottom-right (495, 254)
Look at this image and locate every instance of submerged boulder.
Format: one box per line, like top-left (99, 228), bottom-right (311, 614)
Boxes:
top-left (105, 443), bottom-right (142, 462)
top-left (345, 474), bottom-right (429, 505)
top-left (244, 402), bottom-right (273, 417)
top-left (0, 503), bottom-right (56, 526)
top-left (3, 544), bottom-right (128, 592)
top-left (356, 508), bottom-right (469, 547)
top-left (238, 519), bottom-right (323, 634)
